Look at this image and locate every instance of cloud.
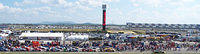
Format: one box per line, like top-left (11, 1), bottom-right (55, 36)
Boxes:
top-left (40, 0), bottom-right (55, 4)
top-left (129, 0), bottom-right (196, 8)
top-left (0, 3), bottom-right (4, 9)
top-left (130, 0), bottom-right (163, 8)
top-left (3, 0), bottom-right (200, 24)
top-left (1, 0), bottom-right (120, 24)
top-left (0, 3), bottom-right (9, 10)
top-left (182, 0), bottom-right (195, 2)
top-left (13, 0), bottom-right (120, 11)
top-left (78, 0), bottom-right (119, 7)
top-left (14, 0), bottom-right (58, 7)
top-left (127, 0), bottom-right (200, 24)
top-left (0, 2), bottom-right (58, 23)
top-left (58, 0), bottom-right (67, 4)
top-left (133, 3), bottom-right (139, 7)
top-left (0, 3), bottom-right (23, 13)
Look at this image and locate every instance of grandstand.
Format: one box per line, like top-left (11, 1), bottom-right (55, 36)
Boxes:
top-left (127, 23), bottom-right (200, 29)
top-left (126, 23), bottom-right (200, 32)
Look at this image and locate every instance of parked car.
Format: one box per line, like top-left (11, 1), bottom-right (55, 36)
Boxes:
top-left (32, 47), bottom-right (42, 51)
top-left (49, 47), bottom-right (61, 52)
top-left (153, 49), bottom-right (165, 54)
top-left (65, 47), bottom-right (78, 52)
top-left (0, 47), bottom-right (8, 51)
top-left (103, 47), bottom-right (115, 52)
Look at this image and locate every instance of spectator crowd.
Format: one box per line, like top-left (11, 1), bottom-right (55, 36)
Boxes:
top-left (0, 38), bottom-right (200, 52)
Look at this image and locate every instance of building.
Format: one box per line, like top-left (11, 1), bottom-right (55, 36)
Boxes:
top-left (19, 32), bottom-right (65, 44)
top-left (0, 30), bottom-right (12, 37)
top-left (66, 34), bottom-right (89, 40)
top-left (0, 25), bottom-right (8, 29)
top-left (126, 23), bottom-right (200, 31)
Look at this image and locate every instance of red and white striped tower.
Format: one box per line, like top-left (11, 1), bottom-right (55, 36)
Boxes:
top-left (102, 4), bottom-right (106, 32)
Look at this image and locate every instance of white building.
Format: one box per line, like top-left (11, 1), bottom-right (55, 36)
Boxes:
top-left (0, 30), bottom-right (12, 37)
top-left (66, 34), bottom-right (89, 40)
top-left (19, 33), bottom-right (65, 44)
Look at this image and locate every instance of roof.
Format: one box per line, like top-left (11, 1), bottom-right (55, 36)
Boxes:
top-left (19, 33), bottom-right (64, 37)
top-left (66, 34), bottom-right (89, 39)
top-left (0, 33), bottom-right (9, 36)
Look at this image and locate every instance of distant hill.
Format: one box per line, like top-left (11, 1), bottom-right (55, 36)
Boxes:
top-left (0, 21), bottom-right (118, 25)
top-left (82, 22), bottom-right (99, 25)
top-left (39, 21), bottom-right (77, 25)
top-left (39, 21), bottom-right (118, 25)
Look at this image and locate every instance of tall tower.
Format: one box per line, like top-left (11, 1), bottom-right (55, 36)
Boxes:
top-left (102, 4), bottom-right (106, 32)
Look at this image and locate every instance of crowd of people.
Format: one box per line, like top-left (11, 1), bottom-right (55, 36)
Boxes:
top-left (0, 30), bottom-right (200, 52)
top-left (0, 37), bottom-right (200, 52)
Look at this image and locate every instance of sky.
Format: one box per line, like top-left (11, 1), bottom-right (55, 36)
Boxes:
top-left (0, 0), bottom-right (200, 25)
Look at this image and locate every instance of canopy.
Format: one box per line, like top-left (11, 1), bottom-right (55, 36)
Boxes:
top-left (127, 35), bottom-right (150, 38)
top-left (20, 33), bottom-right (64, 37)
top-left (66, 34), bottom-right (89, 40)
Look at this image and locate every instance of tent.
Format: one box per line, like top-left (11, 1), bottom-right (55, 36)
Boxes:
top-left (127, 35), bottom-right (150, 39)
top-left (66, 34), bottom-right (89, 40)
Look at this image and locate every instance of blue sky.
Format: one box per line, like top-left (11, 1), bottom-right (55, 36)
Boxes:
top-left (0, 0), bottom-right (200, 24)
